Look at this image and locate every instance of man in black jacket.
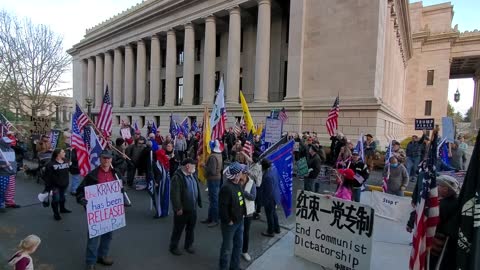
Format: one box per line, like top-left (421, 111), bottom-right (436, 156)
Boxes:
top-left (219, 162), bottom-right (246, 270)
top-left (304, 145), bottom-right (321, 192)
top-left (76, 150), bottom-right (120, 270)
top-left (169, 158), bottom-right (202, 256)
top-left (348, 150), bottom-right (370, 202)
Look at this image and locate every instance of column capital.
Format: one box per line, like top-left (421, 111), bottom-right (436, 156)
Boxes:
top-left (257, 0), bottom-right (271, 6)
top-left (137, 39), bottom-right (145, 45)
top-left (228, 6), bottom-right (241, 14)
top-left (204, 15), bottom-right (216, 23)
top-left (151, 34), bottom-right (160, 40)
top-left (167, 29), bottom-right (176, 35)
top-left (184, 22), bottom-right (194, 30)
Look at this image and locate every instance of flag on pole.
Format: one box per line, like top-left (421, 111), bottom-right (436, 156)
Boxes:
top-left (169, 114), bottom-right (181, 137)
top-left (197, 106), bottom-right (211, 184)
top-left (266, 139), bottom-right (294, 218)
top-left (326, 96), bottom-right (340, 136)
top-left (75, 102), bottom-right (89, 131)
top-left (409, 131), bottom-right (439, 270)
top-left (84, 125), bottom-right (104, 168)
top-left (180, 117), bottom-right (190, 136)
top-left (72, 105), bottom-right (90, 176)
top-left (151, 120), bottom-right (157, 135)
top-left (382, 141), bottom-right (392, 192)
top-left (96, 86), bottom-right (112, 137)
top-left (134, 121), bottom-right (139, 133)
top-left (255, 122), bottom-right (264, 136)
top-left (242, 140), bottom-right (253, 159)
top-left (210, 77), bottom-right (227, 143)
top-left (239, 91), bottom-right (256, 134)
top-left (278, 107), bottom-right (288, 123)
top-left (354, 133), bottom-right (365, 161)
top-left (190, 120), bottom-right (198, 133)
top-left (0, 114), bottom-right (13, 131)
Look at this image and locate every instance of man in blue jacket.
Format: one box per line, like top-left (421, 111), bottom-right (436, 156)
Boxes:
top-left (260, 159), bottom-right (280, 237)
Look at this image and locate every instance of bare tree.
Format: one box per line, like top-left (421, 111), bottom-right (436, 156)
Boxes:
top-left (0, 10), bottom-right (70, 116)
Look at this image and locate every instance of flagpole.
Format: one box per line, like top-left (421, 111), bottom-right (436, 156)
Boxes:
top-left (75, 101), bottom-right (131, 161)
top-left (1, 113), bottom-right (20, 133)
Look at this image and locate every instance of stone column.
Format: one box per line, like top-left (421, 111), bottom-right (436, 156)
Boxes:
top-left (82, 59), bottom-right (88, 107)
top-left (473, 74), bottom-right (480, 129)
top-left (254, 0), bottom-right (271, 103)
top-left (87, 58), bottom-right (95, 104)
top-left (136, 39), bottom-right (147, 107)
top-left (165, 30), bottom-right (177, 106)
top-left (226, 7), bottom-right (241, 104)
top-left (124, 44), bottom-right (135, 107)
top-left (202, 16), bottom-right (216, 105)
top-left (95, 55), bottom-right (104, 108)
top-left (113, 48), bottom-right (123, 107)
top-left (150, 35), bottom-right (161, 107)
top-left (104, 51), bottom-right (113, 98)
top-left (183, 23), bottom-right (195, 106)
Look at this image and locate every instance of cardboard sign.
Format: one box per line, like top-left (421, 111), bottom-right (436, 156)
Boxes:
top-left (265, 117), bottom-right (282, 143)
top-left (294, 190), bottom-right (374, 270)
top-left (30, 116), bottom-right (51, 135)
top-left (296, 157), bottom-right (309, 177)
top-left (370, 191), bottom-right (411, 222)
top-left (414, 118), bottom-right (434, 130)
top-left (84, 180), bottom-right (126, 238)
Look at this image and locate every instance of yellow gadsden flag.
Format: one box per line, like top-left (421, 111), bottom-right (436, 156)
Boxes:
top-left (197, 106), bottom-right (211, 184)
top-left (239, 91), bottom-right (256, 134)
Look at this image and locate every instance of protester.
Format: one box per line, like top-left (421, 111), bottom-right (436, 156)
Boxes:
top-left (260, 159), bottom-right (280, 237)
top-left (304, 145), bottom-right (321, 192)
top-left (334, 168), bottom-right (356, 201)
top-left (162, 134), bottom-right (173, 150)
top-left (392, 140), bottom-right (406, 165)
top-left (8, 235), bottom-right (41, 270)
top-left (384, 156), bottom-right (408, 196)
top-left (218, 162), bottom-right (247, 270)
top-left (253, 135), bottom-right (262, 162)
top-left (348, 150), bottom-right (369, 202)
top-left (76, 150), bottom-right (119, 269)
top-left (44, 149), bottom-right (71, 220)
top-left (149, 149), bottom-right (171, 218)
top-left (155, 130), bottom-right (164, 146)
top-left (363, 134), bottom-right (376, 171)
top-left (336, 146), bottom-right (352, 169)
top-left (174, 133), bottom-right (188, 160)
top-left (225, 128), bottom-right (236, 161)
top-left (201, 140), bottom-right (223, 227)
top-left (329, 133), bottom-right (346, 164)
top-left (1, 137), bottom-right (20, 209)
top-left (125, 137), bottom-right (146, 187)
top-left (241, 166), bottom-right (256, 262)
top-left (67, 148), bottom-right (81, 196)
top-left (406, 132), bottom-right (426, 182)
top-left (457, 135), bottom-right (468, 151)
top-left (165, 142), bottom-right (179, 176)
top-left (450, 140), bottom-right (466, 171)
top-left (169, 158), bottom-right (202, 256)
top-left (112, 138), bottom-right (127, 179)
top-left (36, 135), bottom-right (53, 156)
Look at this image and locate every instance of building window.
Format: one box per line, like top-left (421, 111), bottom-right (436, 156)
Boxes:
top-left (154, 116), bottom-right (160, 127)
top-left (177, 45), bottom-right (184, 65)
top-left (161, 79), bottom-right (166, 106)
top-left (283, 61), bottom-right (288, 98)
top-left (195, 40), bottom-right (201, 61)
top-left (115, 115), bottom-right (121, 125)
top-left (215, 71), bottom-right (220, 92)
top-left (140, 116), bottom-right (145, 128)
top-left (425, 100), bottom-right (432, 116)
top-left (161, 49), bottom-right (166, 67)
top-left (127, 115), bottom-right (132, 125)
top-left (193, 74), bottom-right (200, 105)
top-left (427, 70), bottom-right (434, 86)
top-left (176, 77), bottom-right (184, 106)
top-left (216, 34), bottom-right (221, 57)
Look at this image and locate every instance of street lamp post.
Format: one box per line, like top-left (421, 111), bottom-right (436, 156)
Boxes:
top-left (85, 96), bottom-right (93, 118)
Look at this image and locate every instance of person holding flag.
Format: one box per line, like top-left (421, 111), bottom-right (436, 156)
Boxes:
top-left (348, 149), bottom-right (369, 202)
top-left (148, 149), bottom-right (171, 218)
top-left (0, 137), bottom-right (17, 212)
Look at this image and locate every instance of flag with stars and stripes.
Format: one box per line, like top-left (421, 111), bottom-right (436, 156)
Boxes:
top-left (325, 96), bottom-right (340, 137)
top-left (72, 104), bottom-right (90, 176)
top-left (83, 125), bottom-right (104, 168)
top-left (278, 107), bottom-right (288, 123)
top-left (75, 102), bottom-right (89, 131)
top-left (96, 86), bottom-right (112, 137)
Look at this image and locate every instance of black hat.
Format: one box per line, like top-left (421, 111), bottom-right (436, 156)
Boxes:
top-left (366, 134), bottom-right (373, 138)
top-left (310, 145), bottom-right (319, 153)
top-left (100, 150), bottom-right (113, 158)
top-left (181, 158), bottom-right (197, 166)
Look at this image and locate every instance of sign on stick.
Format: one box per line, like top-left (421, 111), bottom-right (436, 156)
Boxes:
top-left (414, 118), bottom-right (434, 130)
top-left (265, 117), bottom-right (282, 143)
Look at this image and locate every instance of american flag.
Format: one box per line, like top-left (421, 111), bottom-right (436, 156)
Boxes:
top-left (0, 114), bottom-right (13, 130)
top-left (326, 96), bottom-right (340, 137)
top-left (240, 116), bottom-right (246, 131)
top-left (382, 140), bottom-right (392, 192)
top-left (242, 140), bottom-right (253, 158)
top-left (409, 132), bottom-right (439, 270)
top-left (96, 86), bottom-right (112, 136)
top-left (210, 77), bottom-right (227, 144)
top-left (83, 125), bottom-right (104, 168)
top-left (278, 107), bottom-right (288, 123)
top-left (72, 104), bottom-right (91, 176)
top-left (233, 121), bottom-right (241, 137)
top-left (75, 102), bottom-right (89, 131)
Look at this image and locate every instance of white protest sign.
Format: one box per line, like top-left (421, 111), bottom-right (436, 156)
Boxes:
top-left (294, 190), bottom-right (374, 270)
top-left (265, 117), bottom-right (282, 143)
top-left (370, 191), bottom-right (412, 222)
top-left (85, 180), bottom-right (126, 238)
top-left (120, 128), bottom-right (132, 140)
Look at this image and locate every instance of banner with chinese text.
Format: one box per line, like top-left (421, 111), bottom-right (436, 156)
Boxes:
top-left (85, 180), bottom-right (126, 238)
top-left (294, 190), bottom-right (374, 270)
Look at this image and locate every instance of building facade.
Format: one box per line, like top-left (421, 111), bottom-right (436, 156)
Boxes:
top-left (68, 0), bottom-right (417, 145)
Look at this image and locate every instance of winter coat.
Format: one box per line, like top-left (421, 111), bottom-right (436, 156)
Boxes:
top-left (205, 152), bottom-right (223, 180)
top-left (44, 159), bottom-right (70, 191)
top-left (219, 180), bottom-right (246, 224)
top-left (170, 169), bottom-right (202, 212)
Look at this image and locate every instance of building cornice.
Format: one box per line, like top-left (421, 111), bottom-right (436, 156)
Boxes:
top-left (390, 0), bottom-right (413, 66)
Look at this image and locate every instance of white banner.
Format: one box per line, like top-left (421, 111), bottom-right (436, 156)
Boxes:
top-left (370, 191), bottom-right (411, 222)
top-left (294, 190), bottom-right (374, 270)
top-left (85, 180), bottom-right (126, 238)
top-left (265, 117), bottom-right (282, 143)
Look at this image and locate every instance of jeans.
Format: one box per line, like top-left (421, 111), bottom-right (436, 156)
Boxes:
top-left (207, 180), bottom-right (220, 223)
top-left (169, 210), bottom-right (197, 250)
top-left (406, 156), bottom-right (420, 180)
top-left (304, 178), bottom-right (318, 193)
top-left (352, 187), bottom-right (361, 202)
top-left (86, 232), bottom-right (113, 265)
top-left (126, 163), bottom-right (136, 186)
top-left (70, 174), bottom-right (81, 193)
top-left (0, 176), bottom-right (10, 208)
top-left (242, 217), bottom-right (251, 253)
top-left (219, 220), bottom-right (244, 270)
top-left (264, 202), bottom-right (280, 234)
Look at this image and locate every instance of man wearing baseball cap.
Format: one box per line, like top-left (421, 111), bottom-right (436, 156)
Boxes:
top-left (169, 158), bottom-right (202, 256)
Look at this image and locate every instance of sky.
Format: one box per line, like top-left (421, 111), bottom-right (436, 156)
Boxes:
top-left (0, 0), bottom-right (479, 114)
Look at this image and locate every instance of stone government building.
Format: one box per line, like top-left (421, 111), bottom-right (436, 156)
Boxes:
top-left (68, 0), bottom-right (480, 146)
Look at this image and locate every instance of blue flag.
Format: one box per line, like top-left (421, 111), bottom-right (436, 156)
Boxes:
top-left (169, 114), bottom-right (178, 137)
top-left (191, 120), bottom-right (198, 133)
top-left (260, 126), bottom-right (268, 152)
top-left (151, 121), bottom-right (157, 135)
top-left (50, 129), bottom-right (61, 149)
top-left (266, 140), bottom-right (294, 218)
top-left (354, 133), bottom-right (365, 162)
top-left (84, 126), bottom-right (103, 168)
top-left (180, 117), bottom-right (189, 135)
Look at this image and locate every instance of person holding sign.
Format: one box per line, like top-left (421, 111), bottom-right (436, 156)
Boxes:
top-left (76, 150), bottom-right (120, 270)
top-left (43, 149), bottom-right (71, 220)
top-left (169, 158), bottom-right (202, 256)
